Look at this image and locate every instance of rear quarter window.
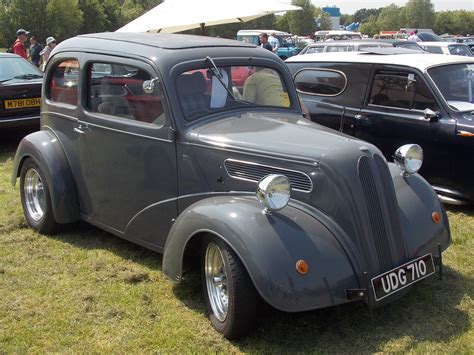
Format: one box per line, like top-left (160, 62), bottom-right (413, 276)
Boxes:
top-left (48, 59), bottom-right (79, 106)
top-left (294, 69), bottom-right (347, 96)
top-left (425, 46), bottom-right (443, 54)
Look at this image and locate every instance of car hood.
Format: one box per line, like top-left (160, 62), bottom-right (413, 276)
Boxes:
top-left (187, 111), bottom-right (371, 162)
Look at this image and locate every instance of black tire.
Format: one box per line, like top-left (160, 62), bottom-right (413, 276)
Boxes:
top-left (19, 158), bottom-right (58, 234)
top-left (201, 237), bottom-right (257, 339)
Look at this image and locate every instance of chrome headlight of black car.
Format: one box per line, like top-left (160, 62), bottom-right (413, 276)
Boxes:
top-left (394, 144), bottom-right (423, 175)
top-left (256, 174), bottom-right (291, 213)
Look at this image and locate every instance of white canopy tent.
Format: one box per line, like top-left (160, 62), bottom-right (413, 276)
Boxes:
top-left (116, 0), bottom-right (301, 34)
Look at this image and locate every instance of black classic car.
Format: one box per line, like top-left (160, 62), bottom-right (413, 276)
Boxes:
top-left (0, 53), bottom-right (43, 128)
top-left (286, 51), bottom-right (474, 204)
top-left (12, 33), bottom-right (450, 338)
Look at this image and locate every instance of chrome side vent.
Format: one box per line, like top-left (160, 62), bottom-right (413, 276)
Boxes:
top-left (224, 159), bottom-right (313, 192)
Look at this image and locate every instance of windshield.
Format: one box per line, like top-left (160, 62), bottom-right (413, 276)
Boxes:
top-left (448, 45), bottom-right (472, 57)
top-left (177, 65), bottom-right (292, 121)
top-left (0, 57), bottom-right (43, 81)
top-left (428, 63), bottom-right (474, 110)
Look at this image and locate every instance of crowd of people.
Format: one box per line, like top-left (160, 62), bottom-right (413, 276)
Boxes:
top-left (259, 32), bottom-right (280, 53)
top-left (9, 28), bottom-right (57, 70)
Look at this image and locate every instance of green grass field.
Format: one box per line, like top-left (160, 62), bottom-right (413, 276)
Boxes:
top-left (0, 129), bottom-right (472, 352)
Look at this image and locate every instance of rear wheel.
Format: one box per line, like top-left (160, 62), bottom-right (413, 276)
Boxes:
top-left (202, 237), bottom-right (257, 339)
top-left (20, 158), bottom-right (58, 234)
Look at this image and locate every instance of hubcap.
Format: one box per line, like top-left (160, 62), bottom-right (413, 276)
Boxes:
top-left (205, 242), bottom-right (229, 322)
top-left (24, 168), bottom-right (46, 222)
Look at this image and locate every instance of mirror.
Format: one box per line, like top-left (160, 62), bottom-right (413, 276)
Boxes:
top-left (424, 108), bottom-right (440, 121)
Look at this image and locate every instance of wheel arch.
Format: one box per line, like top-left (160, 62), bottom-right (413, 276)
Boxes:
top-left (163, 195), bottom-right (358, 312)
top-left (12, 130), bottom-right (80, 224)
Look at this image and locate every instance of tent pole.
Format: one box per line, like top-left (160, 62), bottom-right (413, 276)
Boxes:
top-left (200, 23), bottom-right (206, 36)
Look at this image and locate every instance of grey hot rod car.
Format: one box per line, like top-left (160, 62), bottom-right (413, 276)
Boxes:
top-left (12, 33), bottom-right (450, 339)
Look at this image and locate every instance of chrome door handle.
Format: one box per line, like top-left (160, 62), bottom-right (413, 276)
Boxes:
top-left (74, 124), bottom-right (90, 134)
top-left (355, 114), bottom-right (362, 120)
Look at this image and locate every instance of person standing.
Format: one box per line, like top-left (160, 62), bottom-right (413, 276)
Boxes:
top-left (39, 36), bottom-right (57, 71)
top-left (12, 29), bottom-right (29, 59)
top-left (407, 30), bottom-right (421, 42)
top-left (259, 33), bottom-right (273, 52)
top-left (268, 32), bottom-right (280, 53)
top-left (29, 36), bottom-right (43, 67)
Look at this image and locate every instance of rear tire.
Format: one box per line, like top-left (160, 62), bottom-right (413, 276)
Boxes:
top-left (202, 237), bottom-right (257, 339)
top-left (20, 158), bottom-right (58, 234)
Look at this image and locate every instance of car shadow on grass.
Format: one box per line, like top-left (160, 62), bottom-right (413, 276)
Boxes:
top-left (174, 264), bottom-right (471, 352)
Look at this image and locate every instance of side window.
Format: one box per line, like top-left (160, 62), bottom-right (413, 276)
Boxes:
top-left (294, 69), bottom-right (347, 96)
top-left (48, 59), bottom-right (79, 106)
top-left (307, 46), bottom-right (324, 54)
top-left (425, 46), bottom-right (443, 54)
top-left (369, 70), bottom-right (438, 111)
top-left (87, 62), bottom-right (166, 126)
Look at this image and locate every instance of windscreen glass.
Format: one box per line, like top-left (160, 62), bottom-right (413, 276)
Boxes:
top-left (177, 65), bottom-right (292, 121)
top-left (428, 63), bottom-right (474, 109)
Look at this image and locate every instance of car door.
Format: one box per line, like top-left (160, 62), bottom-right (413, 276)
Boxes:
top-left (74, 54), bottom-right (178, 248)
top-left (291, 62), bottom-right (370, 133)
top-left (353, 66), bottom-right (456, 187)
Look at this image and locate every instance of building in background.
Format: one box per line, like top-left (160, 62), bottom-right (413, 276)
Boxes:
top-left (322, 6), bottom-right (340, 30)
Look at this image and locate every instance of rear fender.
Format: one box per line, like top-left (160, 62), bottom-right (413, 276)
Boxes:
top-left (11, 130), bottom-right (80, 224)
top-left (163, 195), bottom-right (358, 312)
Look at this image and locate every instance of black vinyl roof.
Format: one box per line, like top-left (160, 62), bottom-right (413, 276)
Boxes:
top-left (78, 32), bottom-right (256, 50)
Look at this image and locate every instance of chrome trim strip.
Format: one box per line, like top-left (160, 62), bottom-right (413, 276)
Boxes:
top-left (224, 158), bottom-right (313, 193)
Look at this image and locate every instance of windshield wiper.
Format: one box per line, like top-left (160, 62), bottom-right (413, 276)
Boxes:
top-left (13, 74), bottom-right (43, 80)
top-left (205, 56), bottom-right (253, 105)
top-left (0, 74), bottom-right (42, 83)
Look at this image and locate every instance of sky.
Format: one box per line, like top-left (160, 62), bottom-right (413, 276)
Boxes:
top-left (312, 0), bottom-right (473, 14)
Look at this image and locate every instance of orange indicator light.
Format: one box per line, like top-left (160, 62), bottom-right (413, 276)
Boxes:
top-left (432, 212), bottom-right (441, 224)
top-left (296, 260), bottom-right (309, 275)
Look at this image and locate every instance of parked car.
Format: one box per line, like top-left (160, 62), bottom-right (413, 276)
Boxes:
top-left (0, 53), bottom-right (43, 128)
top-left (286, 51), bottom-right (474, 204)
top-left (420, 42), bottom-right (473, 57)
top-left (236, 29), bottom-right (301, 59)
top-left (298, 40), bottom-right (424, 55)
top-left (12, 33), bottom-right (450, 339)
top-left (314, 30), bottom-right (362, 42)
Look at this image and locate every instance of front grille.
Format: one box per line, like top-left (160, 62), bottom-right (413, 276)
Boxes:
top-left (358, 156), bottom-right (393, 271)
top-left (374, 155), bottom-right (406, 260)
top-left (224, 159), bottom-right (313, 192)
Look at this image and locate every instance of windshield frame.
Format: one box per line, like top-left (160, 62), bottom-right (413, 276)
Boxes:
top-left (172, 57), bottom-right (299, 126)
top-left (427, 62), bottom-right (474, 112)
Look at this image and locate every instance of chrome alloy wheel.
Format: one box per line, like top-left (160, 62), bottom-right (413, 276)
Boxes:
top-left (23, 168), bottom-right (46, 222)
top-left (205, 242), bottom-right (229, 322)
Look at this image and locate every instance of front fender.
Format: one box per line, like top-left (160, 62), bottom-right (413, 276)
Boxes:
top-left (389, 163), bottom-right (451, 256)
top-left (11, 130), bottom-right (80, 224)
top-left (163, 195), bottom-right (358, 312)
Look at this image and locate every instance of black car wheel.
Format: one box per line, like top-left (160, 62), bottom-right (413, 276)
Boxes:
top-left (20, 158), bottom-right (58, 234)
top-left (202, 237), bottom-right (257, 339)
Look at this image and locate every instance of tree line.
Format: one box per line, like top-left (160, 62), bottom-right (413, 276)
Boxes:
top-left (1, 0), bottom-right (472, 48)
top-left (349, 0), bottom-right (474, 37)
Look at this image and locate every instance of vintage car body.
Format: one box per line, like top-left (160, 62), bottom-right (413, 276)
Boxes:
top-left (12, 33), bottom-right (450, 338)
top-left (236, 29), bottom-right (301, 59)
top-left (286, 51), bottom-right (474, 204)
top-left (420, 41), bottom-right (473, 57)
top-left (0, 53), bottom-right (42, 128)
top-left (298, 40), bottom-right (425, 56)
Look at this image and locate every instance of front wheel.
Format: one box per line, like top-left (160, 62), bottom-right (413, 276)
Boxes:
top-left (20, 158), bottom-right (58, 234)
top-left (202, 237), bottom-right (257, 339)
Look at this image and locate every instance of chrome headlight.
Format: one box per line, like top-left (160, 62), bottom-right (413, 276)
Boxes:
top-left (256, 174), bottom-right (291, 213)
top-left (394, 144), bottom-right (423, 175)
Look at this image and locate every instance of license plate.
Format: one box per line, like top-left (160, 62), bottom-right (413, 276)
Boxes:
top-left (371, 254), bottom-right (435, 301)
top-left (4, 98), bottom-right (41, 109)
